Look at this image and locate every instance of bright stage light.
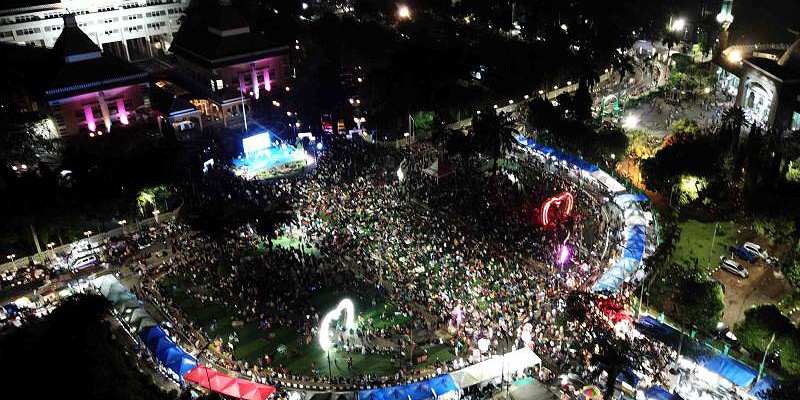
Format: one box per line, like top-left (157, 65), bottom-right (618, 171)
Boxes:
top-left (242, 132), bottom-right (272, 158)
top-left (319, 299), bottom-right (355, 351)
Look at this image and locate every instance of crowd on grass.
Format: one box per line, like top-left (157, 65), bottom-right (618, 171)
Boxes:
top-left (124, 136), bottom-right (675, 393)
top-left (1, 135), bottom-right (674, 397)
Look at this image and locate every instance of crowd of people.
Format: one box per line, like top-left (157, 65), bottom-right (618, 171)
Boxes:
top-left (124, 135), bottom-right (656, 393)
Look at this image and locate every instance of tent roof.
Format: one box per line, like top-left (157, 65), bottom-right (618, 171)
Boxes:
top-left (423, 159), bottom-right (454, 179)
top-left (450, 348), bottom-right (542, 388)
top-left (184, 365), bottom-right (276, 400)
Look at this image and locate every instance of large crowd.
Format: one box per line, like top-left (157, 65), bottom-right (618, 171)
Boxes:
top-left (125, 136), bottom-right (669, 391)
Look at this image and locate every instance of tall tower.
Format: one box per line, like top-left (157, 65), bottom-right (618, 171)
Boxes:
top-left (715, 0), bottom-right (734, 59)
top-left (716, 0), bottom-right (734, 30)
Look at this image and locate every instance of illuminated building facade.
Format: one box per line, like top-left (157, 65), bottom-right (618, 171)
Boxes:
top-left (168, 0), bottom-right (290, 128)
top-left (0, 0), bottom-right (189, 61)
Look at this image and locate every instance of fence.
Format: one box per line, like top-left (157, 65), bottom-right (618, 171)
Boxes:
top-left (0, 208), bottom-right (180, 273)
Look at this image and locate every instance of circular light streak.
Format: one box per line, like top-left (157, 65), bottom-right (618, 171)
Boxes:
top-left (318, 299), bottom-right (355, 351)
top-left (541, 192), bottom-right (574, 225)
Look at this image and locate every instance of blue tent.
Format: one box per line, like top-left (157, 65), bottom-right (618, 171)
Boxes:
top-left (359, 388), bottom-right (387, 400)
top-left (164, 349), bottom-right (197, 377)
top-left (141, 325), bottom-right (167, 348)
top-left (429, 375), bottom-right (459, 397)
top-left (644, 386), bottom-right (673, 400)
top-left (384, 386), bottom-right (409, 400)
top-left (406, 382), bottom-right (435, 400)
top-left (154, 336), bottom-right (177, 357)
top-left (697, 353), bottom-right (758, 387)
top-left (635, 316), bottom-right (683, 349)
top-left (749, 375), bottom-right (777, 400)
top-left (616, 371), bottom-right (641, 388)
top-left (615, 193), bottom-right (650, 205)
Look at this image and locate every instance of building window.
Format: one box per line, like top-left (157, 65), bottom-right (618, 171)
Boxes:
top-left (792, 112), bottom-right (800, 131)
top-left (15, 27), bottom-right (41, 36)
top-left (0, 31), bottom-right (13, 38)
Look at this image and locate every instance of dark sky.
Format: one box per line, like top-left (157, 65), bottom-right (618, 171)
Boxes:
top-left (727, 0), bottom-right (800, 43)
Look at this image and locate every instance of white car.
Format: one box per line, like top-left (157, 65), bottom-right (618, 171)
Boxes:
top-left (743, 242), bottom-right (763, 259)
top-left (720, 258), bottom-right (749, 278)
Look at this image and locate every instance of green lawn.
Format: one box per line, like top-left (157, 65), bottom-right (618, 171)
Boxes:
top-left (673, 220), bottom-right (741, 276)
top-left (159, 277), bottom-right (434, 377)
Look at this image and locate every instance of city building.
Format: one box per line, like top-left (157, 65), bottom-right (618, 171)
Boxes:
top-left (167, 0), bottom-right (290, 128)
top-left (0, 13), bottom-right (151, 136)
top-left (0, 0), bottom-right (189, 61)
top-left (716, 38), bottom-right (800, 132)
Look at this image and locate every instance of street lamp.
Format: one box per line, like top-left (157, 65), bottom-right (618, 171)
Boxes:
top-left (47, 242), bottom-right (56, 259)
top-left (83, 230), bottom-right (92, 240)
top-left (670, 18), bottom-right (686, 32)
top-left (152, 209), bottom-right (161, 223)
top-left (118, 219), bottom-right (127, 234)
top-left (6, 254), bottom-right (16, 269)
top-left (397, 4), bottom-right (411, 19)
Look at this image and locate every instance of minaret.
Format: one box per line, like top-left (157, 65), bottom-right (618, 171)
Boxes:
top-left (715, 0), bottom-right (734, 59)
top-left (716, 0), bottom-right (734, 30)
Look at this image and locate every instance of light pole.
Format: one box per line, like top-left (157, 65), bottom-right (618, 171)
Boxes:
top-left (757, 333), bottom-right (776, 383)
top-left (47, 242), bottom-right (56, 260)
top-left (706, 222), bottom-right (719, 271)
top-left (152, 209), bottom-right (161, 223)
top-left (6, 254), bottom-right (16, 269)
top-left (83, 230), bottom-right (92, 240)
top-left (118, 219), bottom-right (127, 234)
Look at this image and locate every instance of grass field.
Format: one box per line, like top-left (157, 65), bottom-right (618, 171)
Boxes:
top-left (159, 276), bottom-right (446, 377)
top-left (673, 220), bottom-right (742, 276)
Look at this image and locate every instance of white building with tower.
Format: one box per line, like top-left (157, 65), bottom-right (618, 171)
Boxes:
top-left (0, 0), bottom-right (189, 61)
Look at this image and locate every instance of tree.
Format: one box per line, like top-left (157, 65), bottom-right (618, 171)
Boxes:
top-left (471, 107), bottom-right (517, 169)
top-left (0, 113), bottom-right (57, 168)
top-left (763, 377), bottom-right (800, 400)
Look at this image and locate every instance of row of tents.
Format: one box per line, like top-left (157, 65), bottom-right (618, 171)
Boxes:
top-left (92, 275), bottom-right (276, 400)
top-left (591, 194), bottom-right (653, 293)
top-left (635, 315), bottom-right (776, 399)
top-left (359, 348), bottom-right (546, 400)
top-left (512, 136), bottom-right (653, 294)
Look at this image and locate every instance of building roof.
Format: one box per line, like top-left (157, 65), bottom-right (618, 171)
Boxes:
top-left (44, 14), bottom-right (147, 99)
top-left (51, 14), bottom-right (101, 60)
top-left (778, 37), bottom-right (800, 71)
top-left (170, 0), bottom-right (288, 69)
top-left (744, 57), bottom-right (800, 82)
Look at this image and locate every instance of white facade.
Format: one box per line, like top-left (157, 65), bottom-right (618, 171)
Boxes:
top-left (0, 0), bottom-right (189, 60)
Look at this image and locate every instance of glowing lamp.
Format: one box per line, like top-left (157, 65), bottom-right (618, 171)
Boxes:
top-left (116, 99), bottom-right (129, 125)
top-left (319, 299), bottom-right (355, 351)
top-left (557, 244), bottom-right (570, 265)
top-left (84, 106), bottom-right (96, 132)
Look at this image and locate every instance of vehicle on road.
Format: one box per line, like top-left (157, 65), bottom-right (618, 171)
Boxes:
top-left (720, 258), bottom-right (749, 278)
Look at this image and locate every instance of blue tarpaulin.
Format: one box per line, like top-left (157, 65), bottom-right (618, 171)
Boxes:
top-left (635, 316), bottom-right (683, 349)
top-left (644, 386), bottom-right (673, 400)
top-left (140, 325), bottom-right (197, 380)
top-left (359, 375), bottom-right (459, 400)
top-left (615, 193), bottom-right (650, 205)
top-left (697, 353), bottom-right (758, 387)
top-left (428, 375), bottom-right (459, 397)
top-left (749, 375), bottom-right (777, 399)
top-left (359, 388), bottom-right (387, 400)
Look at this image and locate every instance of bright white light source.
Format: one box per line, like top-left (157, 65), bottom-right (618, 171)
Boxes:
top-left (623, 115), bottom-right (640, 129)
top-left (398, 4), bottom-right (411, 19)
top-left (319, 299), bottom-right (355, 351)
top-left (397, 167), bottom-right (405, 182)
top-left (301, 2), bottom-right (308, 10)
top-left (671, 18), bottom-right (686, 32)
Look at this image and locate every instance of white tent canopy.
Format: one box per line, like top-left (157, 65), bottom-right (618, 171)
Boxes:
top-left (591, 170), bottom-right (626, 194)
top-left (423, 159), bottom-right (454, 180)
top-left (450, 348), bottom-right (542, 389)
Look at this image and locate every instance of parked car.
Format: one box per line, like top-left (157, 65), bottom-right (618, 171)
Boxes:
top-left (70, 255), bottom-right (97, 270)
top-left (720, 258), bottom-right (749, 278)
top-left (743, 242), bottom-right (764, 259)
top-left (730, 246), bottom-right (758, 262)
